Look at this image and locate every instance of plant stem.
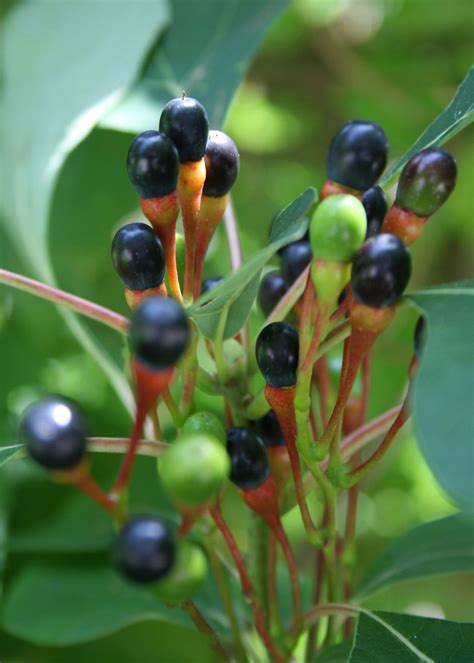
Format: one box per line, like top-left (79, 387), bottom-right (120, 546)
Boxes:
top-left (162, 388), bottom-right (185, 428)
top-left (180, 600), bottom-right (228, 661)
top-left (224, 195), bottom-right (249, 351)
top-left (247, 512), bottom-right (269, 608)
top-left (267, 532), bottom-right (282, 637)
top-left (87, 437), bottom-right (168, 457)
top-left (180, 323), bottom-right (199, 417)
top-left (0, 268), bottom-right (129, 334)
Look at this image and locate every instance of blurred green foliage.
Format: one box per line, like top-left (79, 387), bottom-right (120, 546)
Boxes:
top-left (1, 0), bottom-right (473, 660)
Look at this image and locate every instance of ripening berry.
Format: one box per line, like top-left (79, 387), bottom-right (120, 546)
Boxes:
top-left (111, 223), bottom-right (165, 291)
top-left (254, 410), bottom-right (285, 448)
top-left (226, 427), bottom-right (269, 490)
top-left (159, 96), bottom-right (209, 163)
top-left (203, 130), bottom-right (240, 197)
top-left (256, 322), bottom-right (299, 388)
top-left (258, 271), bottom-right (288, 317)
top-left (362, 185), bottom-right (388, 237)
top-left (127, 131), bottom-right (179, 198)
top-left (310, 194), bottom-right (367, 262)
top-left (280, 241), bottom-right (312, 285)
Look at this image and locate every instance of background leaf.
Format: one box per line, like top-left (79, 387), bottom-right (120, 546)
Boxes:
top-left (355, 514), bottom-right (474, 598)
top-left (190, 187), bottom-right (316, 338)
top-left (408, 281), bottom-right (474, 510)
top-left (349, 611), bottom-right (474, 662)
top-left (0, 445), bottom-right (23, 468)
top-left (381, 67), bottom-right (474, 185)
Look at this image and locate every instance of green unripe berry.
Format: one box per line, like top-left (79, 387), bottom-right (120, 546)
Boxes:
top-left (154, 540), bottom-right (207, 602)
top-left (310, 194), bottom-right (367, 262)
top-left (159, 433), bottom-right (230, 506)
top-left (182, 411), bottom-right (226, 445)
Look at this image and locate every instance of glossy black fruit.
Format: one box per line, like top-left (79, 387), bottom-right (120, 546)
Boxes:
top-left (258, 271), bottom-right (288, 317)
top-left (127, 131), bottom-right (179, 198)
top-left (327, 120), bottom-right (388, 191)
top-left (362, 185), bottom-right (388, 237)
top-left (203, 130), bottom-right (240, 197)
top-left (414, 316), bottom-right (426, 359)
top-left (20, 397), bottom-right (88, 470)
top-left (254, 410), bottom-right (285, 448)
top-left (396, 148), bottom-right (457, 216)
top-left (280, 241), bottom-right (312, 285)
top-left (111, 223), bottom-right (165, 291)
top-left (201, 276), bottom-right (223, 295)
top-left (114, 515), bottom-right (175, 583)
top-left (256, 322), bottom-right (299, 388)
top-left (159, 96), bottom-right (209, 163)
top-left (226, 427), bottom-right (269, 490)
top-left (351, 233), bottom-right (412, 308)
top-left (130, 297), bottom-right (190, 370)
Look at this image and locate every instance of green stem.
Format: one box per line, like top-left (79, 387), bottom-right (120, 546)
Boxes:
top-left (162, 389), bottom-right (185, 429)
top-left (247, 512), bottom-right (269, 610)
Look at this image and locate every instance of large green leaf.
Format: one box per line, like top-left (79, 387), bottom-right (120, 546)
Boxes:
top-left (381, 67), bottom-right (474, 185)
top-left (349, 611), bottom-right (474, 662)
top-left (408, 281), bottom-right (474, 510)
top-left (355, 514), bottom-right (474, 598)
top-left (101, 0), bottom-right (289, 132)
top-left (190, 187), bottom-right (316, 338)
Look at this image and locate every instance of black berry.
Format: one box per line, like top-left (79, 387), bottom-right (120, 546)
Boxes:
top-left (396, 148), bottom-right (457, 217)
top-left (111, 223), bottom-right (165, 291)
top-left (130, 296), bottom-right (190, 371)
top-left (256, 322), bottom-right (299, 388)
top-left (159, 96), bottom-right (209, 163)
top-left (258, 271), bottom-right (288, 317)
top-left (127, 131), bottom-right (179, 199)
top-left (201, 276), bottom-right (223, 295)
top-left (203, 130), bottom-right (240, 197)
top-left (351, 233), bottom-right (412, 308)
top-left (362, 185), bottom-right (388, 237)
top-left (280, 241), bottom-right (312, 285)
top-left (114, 515), bottom-right (175, 583)
top-left (414, 316), bottom-right (426, 359)
top-left (226, 427), bottom-right (269, 490)
top-left (327, 120), bottom-right (388, 191)
top-left (20, 397), bottom-right (88, 470)
top-left (254, 410), bottom-right (285, 448)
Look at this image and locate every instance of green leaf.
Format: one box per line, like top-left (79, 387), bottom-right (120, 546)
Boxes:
top-left (355, 514), bottom-right (474, 598)
top-left (408, 281), bottom-right (474, 510)
top-left (317, 641), bottom-right (353, 663)
top-left (190, 187), bottom-right (316, 338)
top-left (0, 445), bottom-right (24, 468)
top-left (349, 611), bottom-right (474, 662)
top-left (381, 67), bottom-right (474, 185)
top-left (1, 559), bottom-right (232, 646)
top-left (101, 0), bottom-right (289, 132)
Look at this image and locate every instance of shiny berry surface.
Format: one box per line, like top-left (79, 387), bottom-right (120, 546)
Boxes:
top-left (280, 241), bottom-right (312, 285)
top-left (362, 185), bottom-right (388, 237)
top-left (159, 96), bottom-right (209, 163)
top-left (310, 194), bottom-right (367, 262)
top-left (327, 120), bottom-right (388, 191)
top-left (256, 322), bottom-right (299, 388)
top-left (258, 271), bottom-right (288, 317)
top-left (201, 276), bottom-right (223, 295)
top-left (127, 131), bottom-right (179, 199)
top-left (130, 297), bottom-right (190, 371)
top-left (396, 148), bottom-right (457, 216)
top-left (351, 233), bottom-right (412, 308)
top-left (203, 130), bottom-right (240, 197)
top-left (226, 427), bottom-right (269, 490)
top-left (20, 397), bottom-right (88, 470)
top-left (111, 223), bottom-right (165, 291)
top-left (254, 410), bottom-right (285, 448)
top-left (114, 515), bottom-right (175, 583)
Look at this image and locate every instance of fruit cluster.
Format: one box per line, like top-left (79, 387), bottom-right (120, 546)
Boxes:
top-left (18, 97), bottom-right (457, 660)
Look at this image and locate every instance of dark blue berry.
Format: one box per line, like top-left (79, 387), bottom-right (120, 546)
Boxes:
top-left (20, 397), bottom-right (88, 470)
top-left (114, 515), bottom-right (175, 583)
top-left (203, 130), bottom-right (240, 197)
top-left (327, 120), bottom-right (388, 191)
top-left (226, 428), bottom-right (269, 490)
top-left (351, 233), bottom-right (412, 308)
top-left (280, 241), bottom-right (312, 285)
top-left (254, 410), bottom-right (285, 448)
top-left (362, 185), bottom-right (388, 237)
top-left (201, 276), bottom-right (223, 295)
top-left (130, 297), bottom-right (190, 371)
top-left (396, 148), bottom-right (457, 217)
top-left (414, 316), bottom-right (426, 359)
top-left (112, 223), bottom-right (165, 291)
top-left (159, 97), bottom-right (209, 163)
top-left (258, 272), bottom-right (288, 317)
top-left (127, 131), bottom-right (179, 199)
top-left (256, 322), bottom-right (299, 388)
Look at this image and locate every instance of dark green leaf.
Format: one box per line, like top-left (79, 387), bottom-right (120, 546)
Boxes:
top-left (349, 611), bottom-right (474, 662)
top-left (381, 67), bottom-right (474, 185)
top-left (355, 514), bottom-right (474, 598)
top-left (408, 281), bottom-right (474, 510)
top-left (190, 187), bottom-right (316, 338)
top-left (0, 445), bottom-right (24, 468)
top-left (101, 0), bottom-right (289, 132)
top-left (317, 641), bottom-right (353, 663)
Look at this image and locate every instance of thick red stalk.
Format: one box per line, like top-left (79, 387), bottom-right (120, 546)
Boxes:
top-left (178, 160), bottom-right (206, 301)
top-left (382, 203), bottom-right (427, 246)
top-left (320, 179), bottom-right (362, 201)
top-left (180, 600), bottom-right (228, 660)
top-left (193, 194), bottom-right (228, 299)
